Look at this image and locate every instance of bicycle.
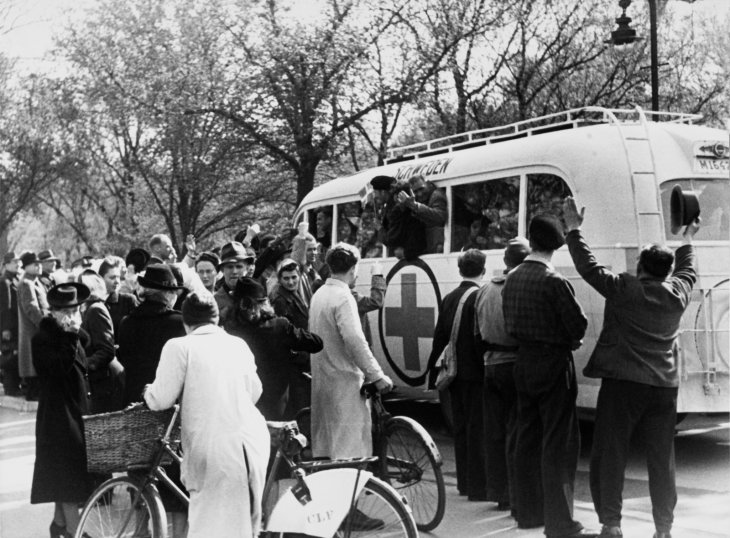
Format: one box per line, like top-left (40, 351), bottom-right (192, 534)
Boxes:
top-left (296, 384), bottom-right (446, 531)
top-left (75, 403), bottom-right (417, 538)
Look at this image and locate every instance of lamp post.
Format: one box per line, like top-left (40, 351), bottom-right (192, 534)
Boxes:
top-left (606, 0), bottom-right (659, 113)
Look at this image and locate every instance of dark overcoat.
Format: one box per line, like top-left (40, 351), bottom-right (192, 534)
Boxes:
top-left (227, 313), bottom-right (323, 420)
top-left (117, 299), bottom-right (185, 406)
top-left (30, 316), bottom-right (94, 504)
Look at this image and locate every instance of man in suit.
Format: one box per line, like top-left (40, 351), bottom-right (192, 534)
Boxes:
top-left (502, 215), bottom-right (595, 538)
top-left (17, 252), bottom-right (50, 401)
top-left (0, 252), bottom-right (22, 395)
top-left (564, 197), bottom-right (700, 538)
top-left (429, 249), bottom-right (487, 500)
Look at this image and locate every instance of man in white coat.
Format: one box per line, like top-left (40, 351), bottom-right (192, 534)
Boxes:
top-left (145, 291), bottom-right (270, 538)
top-left (309, 242), bottom-right (393, 460)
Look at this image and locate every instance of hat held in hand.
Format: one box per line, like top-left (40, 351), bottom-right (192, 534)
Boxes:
top-left (670, 185), bottom-right (700, 235)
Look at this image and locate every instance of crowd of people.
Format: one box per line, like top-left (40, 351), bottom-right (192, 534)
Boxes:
top-left (0, 182), bottom-right (700, 538)
top-left (429, 198), bottom-right (699, 538)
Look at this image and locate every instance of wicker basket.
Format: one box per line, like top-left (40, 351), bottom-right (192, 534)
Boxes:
top-left (84, 404), bottom-right (181, 474)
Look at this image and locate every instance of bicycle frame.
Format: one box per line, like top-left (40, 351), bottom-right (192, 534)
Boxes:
top-left (124, 406), bottom-right (190, 535)
top-left (262, 423), bottom-right (379, 537)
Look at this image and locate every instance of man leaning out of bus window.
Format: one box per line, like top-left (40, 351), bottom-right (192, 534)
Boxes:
top-left (563, 196), bottom-right (699, 538)
top-left (370, 175), bottom-right (427, 260)
top-left (393, 174), bottom-right (447, 254)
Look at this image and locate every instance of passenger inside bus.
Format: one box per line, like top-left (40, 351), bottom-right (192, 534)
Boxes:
top-left (315, 208), bottom-right (332, 249)
top-left (370, 175), bottom-right (427, 260)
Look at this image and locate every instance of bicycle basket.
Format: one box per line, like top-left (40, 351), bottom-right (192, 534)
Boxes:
top-left (83, 405), bottom-right (181, 473)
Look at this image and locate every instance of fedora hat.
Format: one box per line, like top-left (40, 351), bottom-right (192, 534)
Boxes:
top-left (47, 282), bottom-right (90, 309)
top-left (38, 249), bottom-right (60, 263)
top-left (218, 241), bottom-right (253, 269)
top-left (3, 251), bottom-right (19, 264)
top-left (20, 251), bottom-right (41, 267)
top-left (137, 263), bottom-right (185, 291)
top-left (670, 185), bottom-right (701, 235)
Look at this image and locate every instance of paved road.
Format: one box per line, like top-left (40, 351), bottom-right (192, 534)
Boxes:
top-left (1, 396), bottom-right (728, 538)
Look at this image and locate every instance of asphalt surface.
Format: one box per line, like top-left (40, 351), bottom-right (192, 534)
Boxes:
top-left (1, 391), bottom-right (729, 538)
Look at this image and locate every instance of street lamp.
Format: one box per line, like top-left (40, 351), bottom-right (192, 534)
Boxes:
top-left (606, 0), bottom-right (659, 113)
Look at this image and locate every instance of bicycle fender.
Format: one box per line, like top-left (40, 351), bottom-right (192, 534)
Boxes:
top-left (141, 482), bottom-right (168, 532)
top-left (389, 416), bottom-right (443, 465)
top-left (266, 468), bottom-right (373, 538)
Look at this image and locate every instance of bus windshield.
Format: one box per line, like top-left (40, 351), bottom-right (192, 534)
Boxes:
top-left (660, 179), bottom-right (730, 241)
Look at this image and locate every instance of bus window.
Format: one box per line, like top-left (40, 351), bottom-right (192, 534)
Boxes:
top-left (336, 201), bottom-right (384, 258)
top-left (310, 206), bottom-right (333, 249)
top-left (660, 179), bottom-right (730, 241)
top-left (359, 205), bottom-right (384, 258)
top-left (526, 173), bottom-right (573, 230)
top-left (451, 176), bottom-right (520, 252)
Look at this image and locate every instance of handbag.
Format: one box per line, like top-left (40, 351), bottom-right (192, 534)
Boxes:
top-left (435, 287), bottom-right (477, 391)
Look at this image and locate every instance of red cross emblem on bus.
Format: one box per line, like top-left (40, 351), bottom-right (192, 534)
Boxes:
top-left (384, 273), bottom-right (435, 372)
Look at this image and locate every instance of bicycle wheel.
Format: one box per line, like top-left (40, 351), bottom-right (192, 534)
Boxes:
top-left (379, 417), bottom-right (446, 531)
top-left (75, 476), bottom-right (166, 538)
top-left (335, 476), bottom-right (417, 538)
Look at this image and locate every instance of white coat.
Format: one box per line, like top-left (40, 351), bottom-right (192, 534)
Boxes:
top-left (308, 278), bottom-right (385, 459)
top-left (145, 324), bottom-right (270, 538)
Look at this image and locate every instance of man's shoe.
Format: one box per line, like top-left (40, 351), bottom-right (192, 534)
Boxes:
top-left (342, 508), bottom-right (384, 531)
top-left (496, 501), bottom-right (511, 511)
top-left (653, 532), bottom-right (672, 538)
top-left (599, 525), bottom-right (622, 537)
top-left (468, 494), bottom-right (488, 502)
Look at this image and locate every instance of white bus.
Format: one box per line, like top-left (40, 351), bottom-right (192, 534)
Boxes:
top-left (294, 107), bottom-right (729, 416)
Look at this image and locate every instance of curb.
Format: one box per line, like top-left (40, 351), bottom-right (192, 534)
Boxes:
top-left (0, 394), bottom-right (38, 413)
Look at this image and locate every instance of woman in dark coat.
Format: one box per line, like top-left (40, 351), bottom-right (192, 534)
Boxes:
top-left (78, 270), bottom-right (122, 414)
top-left (117, 264), bottom-right (186, 406)
top-left (228, 277), bottom-right (323, 421)
top-left (115, 263), bottom-right (188, 534)
top-left (31, 282), bottom-right (95, 538)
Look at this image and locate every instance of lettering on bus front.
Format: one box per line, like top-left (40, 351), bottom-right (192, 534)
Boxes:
top-left (394, 157), bottom-right (453, 181)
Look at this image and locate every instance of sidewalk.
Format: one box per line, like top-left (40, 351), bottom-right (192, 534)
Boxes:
top-left (0, 387), bottom-right (37, 413)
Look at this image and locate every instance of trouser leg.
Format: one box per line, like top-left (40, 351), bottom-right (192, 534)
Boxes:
top-left (513, 360), bottom-right (544, 526)
top-left (484, 363), bottom-right (515, 503)
top-left (464, 380), bottom-right (487, 498)
top-left (538, 355), bottom-right (582, 537)
top-left (640, 386), bottom-right (678, 534)
top-left (590, 379), bottom-right (641, 528)
top-left (449, 381), bottom-right (468, 495)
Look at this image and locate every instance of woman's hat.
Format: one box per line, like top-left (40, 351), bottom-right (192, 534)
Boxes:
top-left (233, 277), bottom-right (268, 302)
top-left (137, 264), bottom-right (185, 290)
top-left (47, 282), bottom-right (91, 309)
top-left (125, 248), bottom-right (151, 273)
top-left (181, 291), bottom-right (219, 326)
top-left (670, 185), bottom-right (701, 234)
top-left (195, 251), bottom-right (221, 268)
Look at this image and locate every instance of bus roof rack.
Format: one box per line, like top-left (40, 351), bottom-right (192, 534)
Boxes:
top-left (385, 106), bottom-right (703, 164)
